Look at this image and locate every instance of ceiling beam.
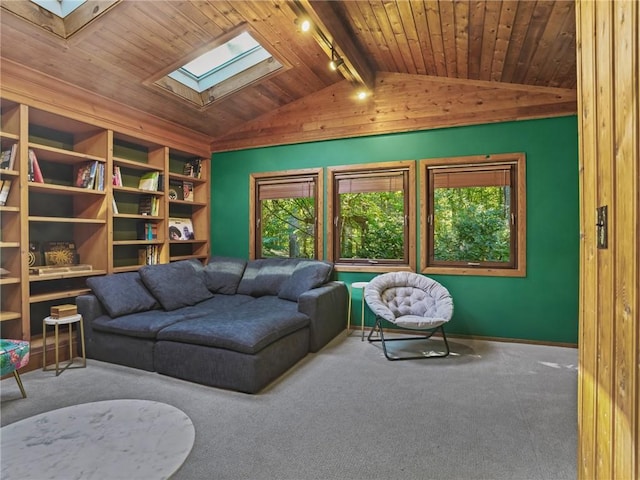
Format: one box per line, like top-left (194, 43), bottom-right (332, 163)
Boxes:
top-left (290, 0), bottom-right (376, 91)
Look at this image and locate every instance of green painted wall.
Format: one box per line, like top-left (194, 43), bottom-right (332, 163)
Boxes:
top-left (211, 116), bottom-right (579, 344)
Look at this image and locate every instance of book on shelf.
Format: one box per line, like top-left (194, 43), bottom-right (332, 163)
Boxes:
top-left (97, 163), bottom-right (105, 191)
top-left (137, 221), bottom-right (158, 241)
top-left (75, 160), bottom-right (98, 189)
top-left (182, 181), bottom-right (194, 202)
top-left (0, 144), bottom-right (17, 170)
top-left (112, 197), bottom-right (119, 214)
top-left (138, 245), bottom-right (160, 266)
top-left (28, 149), bottom-right (44, 183)
top-left (138, 171), bottom-right (159, 191)
top-left (113, 166), bottom-right (123, 186)
top-left (168, 217), bottom-right (194, 241)
top-left (138, 195), bottom-right (159, 216)
top-left (183, 158), bottom-right (202, 179)
top-left (0, 179), bottom-right (11, 206)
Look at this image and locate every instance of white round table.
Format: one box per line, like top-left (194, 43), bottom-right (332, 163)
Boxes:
top-left (42, 313), bottom-right (86, 376)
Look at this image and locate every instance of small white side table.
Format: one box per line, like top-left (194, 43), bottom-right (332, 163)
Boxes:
top-left (348, 282), bottom-right (369, 341)
top-left (42, 314), bottom-right (86, 376)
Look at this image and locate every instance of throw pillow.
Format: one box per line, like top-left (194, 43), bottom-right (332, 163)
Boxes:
top-left (87, 272), bottom-right (159, 318)
top-left (237, 259), bottom-right (300, 297)
top-left (278, 261), bottom-right (333, 301)
top-left (139, 260), bottom-right (213, 311)
top-left (203, 256), bottom-right (247, 294)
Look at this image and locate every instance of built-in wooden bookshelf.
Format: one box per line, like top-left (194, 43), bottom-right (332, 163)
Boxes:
top-left (0, 96), bottom-right (210, 354)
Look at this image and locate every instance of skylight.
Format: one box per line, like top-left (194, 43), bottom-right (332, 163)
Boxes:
top-left (31, 0), bottom-right (86, 18)
top-left (167, 32), bottom-right (278, 94)
top-left (151, 29), bottom-right (286, 108)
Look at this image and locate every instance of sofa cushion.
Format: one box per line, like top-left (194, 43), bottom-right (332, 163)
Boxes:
top-left (87, 272), bottom-right (159, 318)
top-left (157, 297), bottom-right (309, 354)
top-left (203, 256), bottom-right (247, 294)
top-left (236, 258), bottom-right (301, 297)
top-left (91, 309), bottom-right (198, 339)
top-left (139, 260), bottom-right (213, 311)
top-left (278, 261), bottom-right (333, 301)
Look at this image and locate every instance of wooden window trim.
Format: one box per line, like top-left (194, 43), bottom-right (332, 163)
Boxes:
top-left (328, 161), bottom-right (416, 273)
top-left (419, 153), bottom-right (526, 277)
top-left (249, 168), bottom-right (323, 260)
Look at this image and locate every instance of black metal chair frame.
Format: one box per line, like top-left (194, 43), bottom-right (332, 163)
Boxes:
top-left (367, 316), bottom-right (450, 361)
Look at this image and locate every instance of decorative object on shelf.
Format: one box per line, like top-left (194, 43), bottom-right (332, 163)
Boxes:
top-left (0, 144), bottom-right (17, 170)
top-left (168, 217), bottom-right (194, 240)
top-left (0, 179), bottom-right (12, 205)
top-left (28, 241), bottom-right (42, 267)
top-left (43, 241), bottom-right (79, 266)
top-left (30, 264), bottom-right (93, 276)
top-left (28, 149), bottom-right (44, 183)
top-left (0, 267), bottom-right (10, 277)
top-left (182, 181), bottom-right (194, 202)
top-left (138, 171), bottom-right (159, 191)
top-left (75, 160), bottom-right (99, 189)
top-left (168, 180), bottom-right (182, 200)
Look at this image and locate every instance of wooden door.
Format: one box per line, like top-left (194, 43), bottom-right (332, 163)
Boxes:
top-left (576, 1), bottom-right (639, 479)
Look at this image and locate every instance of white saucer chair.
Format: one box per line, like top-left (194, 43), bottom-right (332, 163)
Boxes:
top-left (364, 272), bottom-right (453, 360)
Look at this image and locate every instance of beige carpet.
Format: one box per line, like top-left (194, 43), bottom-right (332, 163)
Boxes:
top-left (1, 335), bottom-right (577, 480)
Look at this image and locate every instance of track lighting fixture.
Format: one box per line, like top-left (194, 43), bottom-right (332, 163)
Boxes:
top-left (329, 48), bottom-right (344, 71)
top-left (295, 16), bottom-right (312, 33)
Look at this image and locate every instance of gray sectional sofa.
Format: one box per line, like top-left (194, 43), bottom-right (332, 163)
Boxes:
top-left (76, 257), bottom-right (348, 393)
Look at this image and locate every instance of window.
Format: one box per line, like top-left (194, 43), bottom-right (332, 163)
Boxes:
top-left (328, 162), bottom-right (416, 272)
top-left (420, 153), bottom-right (526, 277)
top-left (250, 169), bottom-right (323, 259)
top-left (150, 29), bottom-right (285, 108)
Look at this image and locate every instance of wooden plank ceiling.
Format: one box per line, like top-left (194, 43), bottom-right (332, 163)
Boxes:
top-left (0, 1), bottom-right (577, 150)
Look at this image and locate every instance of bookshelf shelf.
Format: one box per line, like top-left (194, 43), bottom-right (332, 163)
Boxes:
top-left (29, 216), bottom-right (106, 224)
top-left (28, 143), bottom-right (105, 164)
top-left (114, 213), bottom-right (162, 220)
top-left (28, 183), bottom-right (106, 195)
top-left (113, 186), bottom-right (164, 195)
top-left (113, 157), bottom-right (163, 171)
top-left (0, 241), bottom-right (20, 248)
top-left (113, 240), bottom-right (163, 246)
top-left (0, 169), bottom-right (19, 178)
top-left (29, 270), bottom-right (107, 283)
top-left (0, 131), bottom-right (19, 141)
top-left (0, 277), bottom-right (21, 285)
top-left (29, 288), bottom-right (92, 304)
top-left (0, 311), bottom-right (21, 322)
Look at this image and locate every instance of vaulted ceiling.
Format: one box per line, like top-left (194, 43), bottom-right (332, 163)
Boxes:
top-left (0, 1), bottom-right (577, 151)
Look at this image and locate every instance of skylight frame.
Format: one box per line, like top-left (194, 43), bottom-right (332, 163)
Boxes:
top-left (30, 0), bottom-right (86, 18)
top-left (147, 27), bottom-right (289, 109)
top-left (1, 0), bottom-right (120, 39)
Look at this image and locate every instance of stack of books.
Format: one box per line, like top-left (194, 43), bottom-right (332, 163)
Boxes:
top-left (50, 304), bottom-right (78, 319)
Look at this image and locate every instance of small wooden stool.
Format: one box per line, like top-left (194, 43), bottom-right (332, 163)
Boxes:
top-left (42, 314), bottom-right (86, 376)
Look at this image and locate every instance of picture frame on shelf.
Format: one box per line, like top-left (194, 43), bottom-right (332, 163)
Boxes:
top-left (168, 217), bottom-right (194, 241)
